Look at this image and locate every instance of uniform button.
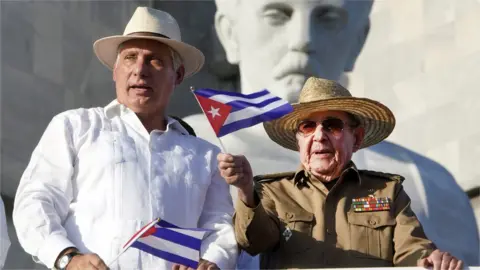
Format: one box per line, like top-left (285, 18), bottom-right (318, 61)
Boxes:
top-left (287, 213), bottom-right (294, 219)
top-left (326, 228), bottom-right (332, 235)
top-left (369, 220), bottom-right (377, 226)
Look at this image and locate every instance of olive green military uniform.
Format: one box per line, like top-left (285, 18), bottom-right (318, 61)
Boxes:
top-left (234, 163), bottom-right (435, 269)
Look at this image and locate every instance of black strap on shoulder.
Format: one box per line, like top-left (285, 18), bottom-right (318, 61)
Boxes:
top-left (170, 115), bottom-right (196, 137)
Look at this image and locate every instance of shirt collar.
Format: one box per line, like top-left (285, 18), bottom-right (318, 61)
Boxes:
top-left (293, 161), bottom-right (362, 188)
top-left (103, 99), bottom-right (190, 136)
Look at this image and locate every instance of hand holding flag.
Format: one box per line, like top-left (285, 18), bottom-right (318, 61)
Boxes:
top-left (108, 218), bottom-right (212, 269)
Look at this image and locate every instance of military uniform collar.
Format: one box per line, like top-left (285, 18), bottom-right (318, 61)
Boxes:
top-left (103, 99), bottom-right (190, 136)
top-left (293, 161), bottom-right (363, 188)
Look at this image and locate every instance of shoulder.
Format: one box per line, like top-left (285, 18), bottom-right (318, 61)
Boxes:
top-left (54, 107), bottom-right (103, 120)
top-left (253, 171), bottom-right (296, 184)
top-left (358, 169), bottom-right (405, 184)
top-left (49, 107), bottom-right (103, 128)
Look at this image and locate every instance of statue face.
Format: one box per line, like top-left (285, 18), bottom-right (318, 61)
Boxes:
top-left (216, 0), bottom-right (371, 102)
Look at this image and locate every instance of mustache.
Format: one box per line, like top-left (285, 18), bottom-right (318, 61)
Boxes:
top-left (272, 53), bottom-right (322, 80)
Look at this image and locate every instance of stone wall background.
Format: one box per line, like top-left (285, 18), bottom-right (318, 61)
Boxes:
top-left (346, 0), bottom-right (480, 230)
top-left (0, 0), bottom-right (478, 268)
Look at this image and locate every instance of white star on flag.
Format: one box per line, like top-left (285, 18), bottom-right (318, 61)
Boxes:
top-left (207, 106), bottom-right (221, 118)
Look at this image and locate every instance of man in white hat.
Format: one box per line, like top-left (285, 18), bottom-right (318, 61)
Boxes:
top-left (218, 77), bottom-right (463, 269)
top-left (13, 7), bottom-right (237, 270)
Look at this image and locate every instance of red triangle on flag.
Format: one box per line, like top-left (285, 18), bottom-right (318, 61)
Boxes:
top-left (195, 95), bottom-right (232, 136)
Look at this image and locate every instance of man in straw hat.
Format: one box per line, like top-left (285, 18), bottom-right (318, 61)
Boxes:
top-left (217, 77), bottom-right (463, 269)
top-left (186, 0), bottom-right (479, 267)
top-left (13, 6), bottom-right (237, 270)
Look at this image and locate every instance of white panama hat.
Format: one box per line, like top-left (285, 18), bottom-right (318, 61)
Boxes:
top-left (93, 6), bottom-right (204, 77)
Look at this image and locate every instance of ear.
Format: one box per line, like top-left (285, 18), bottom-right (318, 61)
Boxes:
top-left (344, 19), bottom-right (370, 72)
top-left (113, 65), bottom-right (117, 82)
top-left (214, 11), bottom-right (240, 64)
top-left (175, 65), bottom-right (185, 85)
top-left (352, 127), bottom-right (365, 153)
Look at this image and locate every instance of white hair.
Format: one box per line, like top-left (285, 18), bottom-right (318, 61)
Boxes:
top-left (115, 42), bottom-right (183, 71)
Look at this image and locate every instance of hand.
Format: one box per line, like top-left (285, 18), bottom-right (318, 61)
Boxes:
top-left (171, 259), bottom-right (219, 270)
top-left (217, 153), bottom-right (253, 190)
top-left (417, 249), bottom-right (463, 270)
top-left (66, 253), bottom-right (108, 270)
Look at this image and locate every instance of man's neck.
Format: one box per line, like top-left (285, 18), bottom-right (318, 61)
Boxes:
top-left (136, 112), bottom-right (167, 133)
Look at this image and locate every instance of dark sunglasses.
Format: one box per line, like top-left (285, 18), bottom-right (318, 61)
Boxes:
top-left (296, 118), bottom-right (350, 137)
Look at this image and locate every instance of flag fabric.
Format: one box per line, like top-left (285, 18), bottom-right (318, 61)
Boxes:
top-left (121, 218), bottom-right (211, 269)
top-left (192, 88), bottom-right (293, 137)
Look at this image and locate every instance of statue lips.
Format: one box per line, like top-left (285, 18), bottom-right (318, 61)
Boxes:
top-left (272, 53), bottom-right (319, 82)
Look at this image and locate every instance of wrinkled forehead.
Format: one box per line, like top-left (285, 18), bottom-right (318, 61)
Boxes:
top-left (118, 39), bottom-right (172, 56)
top-left (302, 110), bottom-right (351, 121)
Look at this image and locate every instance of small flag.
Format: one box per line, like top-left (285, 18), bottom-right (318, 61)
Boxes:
top-left (192, 88), bottom-right (293, 137)
top-left (120, 218), bottom-right (211, 269)
top-left (352, 195), bottom-right (391, 212)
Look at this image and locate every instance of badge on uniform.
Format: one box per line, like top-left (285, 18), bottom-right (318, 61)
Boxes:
top-left (283, 227), bottom-right (292, 242)
top-left (352, 194), bottom-right (391, 212)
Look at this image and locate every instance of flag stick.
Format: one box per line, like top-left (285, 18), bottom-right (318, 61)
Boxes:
top-left (190, 86), bottom-right (228, 153)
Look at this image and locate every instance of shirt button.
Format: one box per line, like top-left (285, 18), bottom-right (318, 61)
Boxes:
top-left (326, 228), bottom-right (332, 235)
top-left (369, 220), bottom-right (377, 226)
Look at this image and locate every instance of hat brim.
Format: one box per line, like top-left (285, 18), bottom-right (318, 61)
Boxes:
top-left (263, 97), bottom-right (396, 151)
top-left (93, 35), bottom-right (205, 78)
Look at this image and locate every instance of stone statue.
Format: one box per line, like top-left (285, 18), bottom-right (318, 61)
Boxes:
top-left (183, 0), bottom-right (479, 266)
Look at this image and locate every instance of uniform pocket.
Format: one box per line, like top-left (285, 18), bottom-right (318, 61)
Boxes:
top-left (347, 211), bottom-right (396, 260)
top-left (278, 210), bottom-right (315, 254)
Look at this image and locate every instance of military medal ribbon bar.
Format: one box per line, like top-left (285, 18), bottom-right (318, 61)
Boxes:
top-left (352, 195), bottom-right (391, 212)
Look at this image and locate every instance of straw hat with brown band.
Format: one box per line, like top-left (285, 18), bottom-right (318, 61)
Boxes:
top-left (264, 77), bottom-right (396, 151)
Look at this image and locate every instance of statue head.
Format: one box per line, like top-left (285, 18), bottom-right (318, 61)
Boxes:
top-left (214, 0), bottom-right (373, 102)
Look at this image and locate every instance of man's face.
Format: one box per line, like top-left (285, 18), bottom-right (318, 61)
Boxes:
top-left (231, 0), bottom-right (370, 102)
top-left (113, 39), bottom-right (183, 115)
top-left (296, 110), bottom-right (363, 181)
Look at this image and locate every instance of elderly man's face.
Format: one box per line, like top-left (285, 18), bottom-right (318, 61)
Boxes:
top-left (296, 110), bottom-right (364, 182)
top-left (113, 39), bottom-right (183, 115)
top-left (218, 0), bottom-right (371, 102)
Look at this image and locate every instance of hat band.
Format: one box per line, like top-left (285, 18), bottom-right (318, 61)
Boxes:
top-left (126, 32), bottom-right (171, 39)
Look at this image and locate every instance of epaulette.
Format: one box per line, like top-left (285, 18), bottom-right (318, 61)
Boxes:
top-left (359, 170), bottom-right (405, 183)
top-left (253, 172), bottom-right (296, 184)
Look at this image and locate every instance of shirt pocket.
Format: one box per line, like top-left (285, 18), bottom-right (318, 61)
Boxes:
top-left (278, 210), bottom-right (316, 254)
top-left (347, 211), bottom-right (396, 260)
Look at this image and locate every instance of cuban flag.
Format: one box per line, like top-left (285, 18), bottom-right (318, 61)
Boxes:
top-left (112, 218), bottom-right (211, 269)
top-left (192, 88), bottom-right (293, 137)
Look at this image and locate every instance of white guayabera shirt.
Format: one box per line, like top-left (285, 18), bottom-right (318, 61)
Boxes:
top-left (13, 100), bottom-right (237, 269)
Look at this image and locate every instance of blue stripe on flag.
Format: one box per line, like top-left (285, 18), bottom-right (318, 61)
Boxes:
top-left (131, 241), bottom-right (198, 269)
top-left (228, 97), bottom-right (281, 112)
top-left (152, 228), bottom-right (202, 250)
top-left (218, 103), bottom-right (293, 137)
top-left (157, 220), bottom-right (179, 228)
top-left (194, 88), bottom-right (269, 99)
